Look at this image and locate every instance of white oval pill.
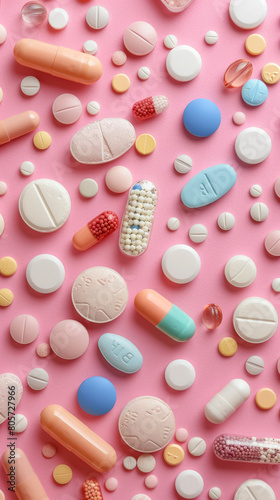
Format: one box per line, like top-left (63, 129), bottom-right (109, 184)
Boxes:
top-left (123, 456), bottom-right (137, 470)
top-left (234, 479), bottom-right (275, 500)
top-left (27, 367), bottom-right (49, 390)
top-left (48, 8), bottom-right (69, 30)
top-left (188, 437), bottom-right (206, 457)
top-left (235, 127), bottom-right (271, 164)
top-left (0, 214), bottom-right (4, 236)
top-left (189, 224), bottom-right (207, 243)
top-left (26, 254), bottom-right (65, 294)
top-left (87, 101), bottom-right (100, 116)
top-left (83, 40), bottom-right (98, 55)
top-left (175, 470), bottom-right (204, 499)
top-left (79, 178), bottom-right (98, 198)
top-left (272, 278), bottom-right (280, 292)
top-left (137, 455), bottom-right (156, 473)
top-left (250, 184), bottom-right (262, 197)
top-left (245, 355), bottom-right (264, 375)
top-left (229, 0), bottom-right (267, 29)
top-left (205, 31), bottom-right (218, 45)
top-left (164, 34), bottom-right (178, 49)
top-left (138, 67), bottom-right (150, 80)
top-left (209, 487), bottom-right (221, 499)
top-left (167, 217), bottom-right (180, 231)
top-left (166, 45), bottom-right (202, 82)
top-left (20, 161), bottom-right (35, 176)
top-left (165, 359), bottom-right (195, 391)
top-left (250, 202), bottom-right (269, 221)
top-left (174, 154), bottom-right (193, 174)
top-left (86, 6), bottom-right (109, 29)
top-left (233, 297), bottom-right (278, 343)
top-left (14, 414), bottom-right (28, 433)
top-left (162, 244), bottom-right (201, 284)
top-left (20, 76), bottom-right (40, 96)
top-left (217, 212), bottom-right (235, 230)
top-left (225, 255), bottom-right (257, 288)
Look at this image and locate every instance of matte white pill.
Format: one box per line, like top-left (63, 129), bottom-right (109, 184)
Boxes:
top-left (189, 224), bottom-right (208, 243)
top-left (229, 0), bottom-right (267, 30)
top-left (0, 214), bottom-right (4, 236)
top-left (0, 87), bottom-right (3, 103)
top-left (137, 454), bottom-right (156, 473)
top-left (217, 212), bottom-right (235, 230)
top-left (27, 367), bottom-right (49, 390)
top-left (26, 254), bottom-right (65, 294)
top-left (205, 31), bottom-right (218, 45)
top-left (87, 101), bottom-right (100, 115)
top-left (250, 184), bottom-right (262, 197)
top-left (225, 255), bottom-right (257, 288)
top-left (86, 6), bottom-right (109, 29)
top-left (123, 456), bottom-right (137, 470)
top-left (209, 487), bottom-right (221, 499)
top-left (245, 355), bottom-right (264, 375)
top-left (175, 470), bottom-right (204, 499)
top-left (235, 127), bottom-right (271, 164)
top-left (0, 182), bottom-right (7, 195)
top-left (20, 76), bottom-right (40, 96)
top-left (233, 297), bottom-right (278, 343)
top-left (188, 437), bottom-right (206, 457)
top-left (272, 278), bottom-right (280, 292)
top-left (162, 244), bottom-right (201, 284)
top-left (166, 45), bottom-right (202, 82)
top-left (176, 428), bottom-right (188, 442)
top-left (165, 359), bottom-right (195, 391)
top-left (48, 8), bottom-right (69, 30)
top-left (164, 34), bottom-right (178, 49)
top-left (20, 161), bottom-right (35, 176)
top-left (14, 414), bottom-right (28, 433)
top-left (174, 154), bottom-right (192, 174)
top-left (250, 202), bottom-right (269, 221)
top-left (205, 379), bottom-right (250, 424)
top-left (167, 217), bottom-right (180, 231)
top-left (234, 479), bottom-right (276, 500)
top-left (0, 25), bottom-right (7, 44)
top-left (79, 178), bottom-right (98, 198)
top-left (138, 67), bottom-right (150, 80)
top-left (83, 40), bottom-right (98, 55)
top-left (131, 495), bottom-right (151, 500)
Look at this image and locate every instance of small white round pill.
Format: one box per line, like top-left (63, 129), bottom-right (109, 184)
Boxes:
top-left (86, 6), bottom-right (109, 30)
top-left (250, 184), bottom-right (262, 197)
top-left (250, 202), bottom-right (269, 222)
top-left (27, 367), bottom-right (49, 390)
top-left (137, 454), bottom-right (156, 473)
top-left (123, 456), bottom-right (137, 470)
top-left (0, 214), bottom-right (4, 236)
top-left (83, 40), bottom-right (98, 55)
top-left (205, 31), bottom-right (218, 45)
top-left (245, 355), bottom-right (264, 375)
top-left (217, 212), bottom-right (235, 231)
top-left (188, 437), bottom-right (207, 457)
top-left (20, 76), bottom-right (40, 96)
top-left (79, 178), bottom-right (98, 198)
top-left (167, 217), bottom-right (180, 231)
top-left (164, 34), bottom-right (178, 49)
top-left (48, 8), bottom-right (69, 30)
top-left (225, 255), bottom-right (257, 288)
top-left (138, 67), bottom-right (150, 80)
top-left (209, 487), bottom-right (222, 499)
top-left (14, 414), bottom-right (28, 433)
top-left (87, 101), bottom-right (100, 116)
top-left (131, 495), bottom-right (151, 500)
top-left (20, 161), bottom-right (35, 176)
top-left (165, 359), bottom-right (195, 391)
top-left (174, 154), bottom-right (192, 174)
top-left (0, 25), bottom-right (7, 45)
top-left (0, 182), bottom-right (8, 195)
top-left (189, 224), bottom-right (207, 243)
top-left (272, 278), bottom-right (280, 292)
top-left (0, 87), bottom-right (3, 103)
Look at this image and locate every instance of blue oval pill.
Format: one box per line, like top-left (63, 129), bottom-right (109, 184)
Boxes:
top-left (241, 79), bottom-right (268, 106)
top-left (98, 333), bottom-right (143, 374)
top-left (77, 376), bottom-right (116, 416)
top-left (183, 99), bottom-right (221, 137)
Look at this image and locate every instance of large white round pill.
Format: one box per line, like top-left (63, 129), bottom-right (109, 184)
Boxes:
top-left (217, 212), bottom-right (235, 231)
top-left (20, 76), bottom-right (40, 96)
top-left (229, 0), bottom-right (267, 29)
top-left (14, 414), bottom-right (28, 433)
top-left (166, 45), bottom-right (202, 82)
top-left (48, 8), bottom-right (69, 30)
top-left (26, 254), bottom-right (65, 294)
top-left (235, 127), bottom-right (271, 164)
top-left (175, 470), bottom-right (204, 499)
top-left (233, 297), bottom-right (278, 343)
top-left (86, 6), bottom-right (109, 29)
top-left (234, 479), bottom-right (275, 500)
top-left (162, 245), bottom-right (201, 284)
top-left (225, 255), bottom-right (257, 288)
top-left (27, 368), bottom-right (49, 390)
top-left (165, 360), bottom-right (195, 391)
top-left (250, 202), bottom-right (269, 222)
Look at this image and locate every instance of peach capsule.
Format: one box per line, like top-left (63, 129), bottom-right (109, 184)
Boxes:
top-left (73, 211), bottom-right (119, 251)
top-left (134, 289), bottom-right (196, 342)
top-left (0, 111), bottom-right (39, 146)
top-left (14, 39), bottom-right (102, 85)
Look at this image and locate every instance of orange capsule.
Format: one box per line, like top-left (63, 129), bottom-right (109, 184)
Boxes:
top-left (0, 111), bottom-right (39, 146)
top-left (73, 211), bottom-right (119, 251)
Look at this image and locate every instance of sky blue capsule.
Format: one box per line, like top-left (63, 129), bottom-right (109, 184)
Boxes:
top-left (241, 79), bottom-right (268, 106)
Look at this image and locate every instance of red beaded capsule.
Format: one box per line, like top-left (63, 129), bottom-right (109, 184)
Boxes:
top-left (73, 211), bottom-right (119, 251)
top-left (132, 95), bottom-right (169, 120)
top-left (82, 478), bottom-right (103, 500)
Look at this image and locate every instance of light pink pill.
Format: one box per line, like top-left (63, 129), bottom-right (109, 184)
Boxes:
top-left (105, 477), bottom-right (118, 492)
top-left (124, 21), bottom-right (157, 56)
top-left (175, 428), bottom-right (189, 442)
top-left (50, 319), bottom-right (89, 360)
top-left (36, 343), bottom-right (51, 357)
top-left (233, 111), bottom-right (246, 125)
top-left (274, 177), bottom-right (280, 198)
top-left (265, 230), bottom-right (280, 256)
top-left (112, 51), bottom-right (127, 66)
top-left (105, 166), bottom-right (133, 193)
top-left (10, 314), bottom-right (39, 344)
top-left (42, 443), bottom-right (57, 458)
top-left (145, 475), bottom-right (158, 489)
top-left (0, 181), bottom-right (7, 195)
top-left (52, 93), bottom-right (82, 124)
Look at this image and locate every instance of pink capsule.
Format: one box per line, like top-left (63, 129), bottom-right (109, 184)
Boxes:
top-left (132, 95), bottom-right (169, 120)
top-left (214, 434), bottom-right (280, 464)
top-left (224, 59), bottom-right (253, 88)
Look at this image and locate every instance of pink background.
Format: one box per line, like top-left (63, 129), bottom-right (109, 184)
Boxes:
top-left (1, 0), bottom-right (280, 498)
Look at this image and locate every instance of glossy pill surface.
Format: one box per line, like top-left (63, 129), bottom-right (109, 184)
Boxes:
top-left (202, 304), bottom-right (223, 329)
top-left (224, 59), bottom-right (253, 88)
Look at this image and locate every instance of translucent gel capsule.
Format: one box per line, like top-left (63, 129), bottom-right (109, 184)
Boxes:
top-left (224, 59), bottom-right (253, 88)
top-left (214, 434), bottom-right (280, 464)
top-left (132, 96), bottom-right (169, 121)
top-left (83, 478), bottom-right (103, 499)
top-left (21, 2), bottom-right (47, 25)
top-left (119, 180), bottom-right (157, 257)
top-left (73, 211), bottom-right (119, 251)
top-left (161, 0), bottom-right (194, 13)
top-left (202, 304), bottom-right (223, 329)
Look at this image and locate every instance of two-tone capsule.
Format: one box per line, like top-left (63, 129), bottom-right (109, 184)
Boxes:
top-left (132, 95), bottom-right (169, 120)
top-left (214, 434), bottom-right (280, 464)
top-left (73, 211), bottom-right (119, 251)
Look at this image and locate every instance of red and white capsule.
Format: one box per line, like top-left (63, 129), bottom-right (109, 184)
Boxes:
top-left (132, 95), bottom-right (169, 120)
top-left (73, 211), bottom-right (119, 251)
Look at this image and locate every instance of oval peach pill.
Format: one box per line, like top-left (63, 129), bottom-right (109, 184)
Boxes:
top-left (0, 288), bottom-right (14, 307)
top-left (33, 131), bottom-right (51, 150)
top-left (0, 110), bottom-right (39, 146)
top-left (0, 256), bottom-right (17, 276)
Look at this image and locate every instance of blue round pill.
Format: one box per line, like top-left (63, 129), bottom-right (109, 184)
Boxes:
top-left (183, 99), bottom-right (221, 138)
top-left (241, 79), bottom-right (268, 107)
top-left (77, 376), bottom-right (117, 416)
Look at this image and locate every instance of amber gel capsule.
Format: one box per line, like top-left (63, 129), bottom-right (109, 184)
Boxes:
top-left (0, 111), bottom-right (39, 146)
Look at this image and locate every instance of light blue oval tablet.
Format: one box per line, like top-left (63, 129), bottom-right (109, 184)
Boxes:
top-left (183, 99), bottom-right (221, 137)
top-left (181, 164), bottom-right (237, 208)
top-left (241, 79), bottom-right (268, 106)
top-left (98, 333), bottom-right (143, 374)
top-left (77, 376), bottom-right (116, 416)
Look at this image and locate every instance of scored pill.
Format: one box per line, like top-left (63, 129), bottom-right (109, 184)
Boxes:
top-left (245, 355), bottom-right (264, 375)
top-left (174, 154), bottom-right (193, 174)
top-left (188, 437), bottom-right (207, 456)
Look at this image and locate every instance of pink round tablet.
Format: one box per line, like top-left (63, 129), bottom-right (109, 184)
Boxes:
top-left (265, 230), bottom-right (280, 256)
top-left (50, 319), bottom-right (89, 360)
top-left (233, 111), bottom-right (246, 125)
top-left (36, 343), bottom-right (51, 358)
top-left (175, 428), bottom-right (189, 442)
top-left (274, 177), bottom-right (280, 198)
top-left (52, 93), bottom-right (82, 125)
top-left (145, 475), bottom-right (158, 489)
top-left (105, 166), bottom-right (133, 193)
top-left (105, 478), bottom-right (118, 492)
top-left (0, 181), bottom-right (7, 195)
top-left (124, 21), bottom-right (157, 56)
top-left (42, 443), bottom-right (57, 458)
top-left (112, 51), bottom-right (127, 66)
top-left (10, 314), bottom-right (39, 344)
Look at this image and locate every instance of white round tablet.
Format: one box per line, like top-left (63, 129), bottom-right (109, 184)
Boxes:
top-left (188, 437), bottom-right (206, 457)
top-left (14, 414), bottom-right (28, 433)
top-left (20, 161), bottom-right (35, 176)
top-left (79, 178), bottom-right (98, 198)
top-left (0, 87), bottom-right (3, 103)
top-left (209, 487), bottom-right (221, 499)
top-left (234, 479), bottom-right (276, 500)
top-left (87, 101), bottom-right (100, 116)
top-left (131, 495), bottom-right (151, 500)
top-left (26, 254), bottom-right (65, 294)
top-left (250, 202), bottom-right (269, 222)
top-left (19, 179), bottom-right (71, 233)
top-left (166, 45), bottom-right (202, 82)
top-left (167, 217), bottom-right (180, 231)
top-left (137, 454), bottom-right (156, 473)
top-left (138, 67), bottom-right (150, 80)
top-left (189, 224), bottom-right (208, 243)
top-left (175, 470), bottom-right (204, 499)
top-left (20, 76), bottom-right (40, 96)
top-left (235, 127), bottom-right (271, 164)
top-left (245, 355), bottom-right (264, 375)
top-left (162, 245), bottom-right (201, 284)
top-left (165, 360), bottom-right (195, 391)
top-left (225, 255), bottom-right (257, 288)
top-left (164, 34), bottom-right (178, 49)
top-left (205, 31), bottom-right (218, 45)
top-left (174, 154), bottom-right (193, 174)
top-left (272, 278), bottom-right (280, 292)
top-left (250, 184), bottom-right (262, 197)
top-left (0, 214), bottom-right (4, 236)
top-left (229, 0), bottom-right (267, 29)
top-left (123, 456), bottom-right (137, 470)
top-left (27, 368), bottom-right (49, 390)
top-left (217, 212), bottom-right (235, 231)
top-left (83, 40), bottom-right (98, 55)
top-left (48, 8), bottom-right (69, 30)
top-left (0, 25), bottom-right (7, 45)
top-left (233, 297), bottom-right (278, 343)
top-left (86, 6), bottom-right (109, 30)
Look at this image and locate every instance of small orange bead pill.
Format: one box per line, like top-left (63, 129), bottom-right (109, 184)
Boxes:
top-left (0, 288), bottom-right (14, 307)
top-left (135, 133), bottom-right (156, 155)
top-left (0, 256), bottom-right (17, 276)
top-left (53, 464), bottom-right (72, 484)
top-left (256, 388), bottom-right (277, 410)
top-left (112, 73), bottom-right (130, 93)
top-left (218, 337), bottom-right (238, 357)
top-left (163, 444), bottom-right (184, 465)
top-left (33, 131), bottom-right (52, 150)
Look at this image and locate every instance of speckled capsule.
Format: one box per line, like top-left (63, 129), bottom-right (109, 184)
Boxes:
top-left (132, 96), bottom-right (169, 120)
top-left (214, 434), bottom-right (280, 464)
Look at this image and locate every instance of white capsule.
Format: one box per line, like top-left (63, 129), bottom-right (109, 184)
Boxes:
top-left (205, 379), bottom-right (251, 423)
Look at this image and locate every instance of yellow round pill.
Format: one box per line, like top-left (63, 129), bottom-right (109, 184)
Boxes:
top-left (262, 63), bottom-right (280, 84)
top-left (0, 288), bottom-right (14, 307)
top-left (33, 131), bottom-right (52, 150)
top-left (53, 464), bottom-right (72, 485)
top-left (112, 73), bottom-right (130, 93)
top-left (0, 256), bottom-right (17, 276)
top-left (245, 34), bottom-right (266, 56)
top-left (256, 388), bottom-right (277, 410)
top-left (163, 444), bottom-right (184, 466)
top-left (135, 133), bottom-right (156, 155)
top-left (218, 337), bottom-right (238, 357)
